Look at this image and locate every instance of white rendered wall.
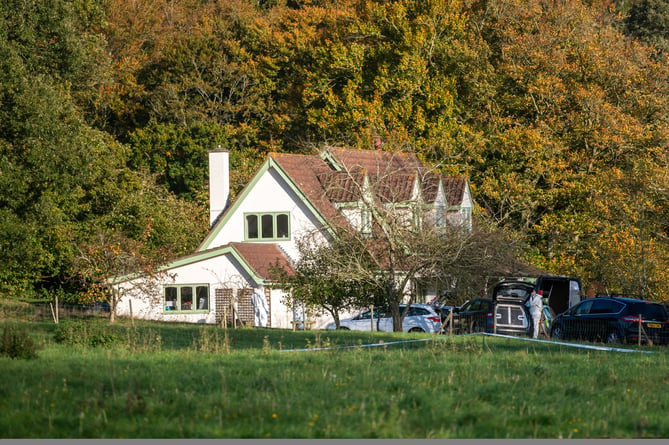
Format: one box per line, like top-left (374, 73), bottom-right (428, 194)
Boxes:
top-left (206, 168), bottom-right (328, 259)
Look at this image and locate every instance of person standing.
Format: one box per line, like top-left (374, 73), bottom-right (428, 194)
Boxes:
top-left (528, 289), bottom-right (544, 339)
top-left (251, 285), bottom-right (269, 327)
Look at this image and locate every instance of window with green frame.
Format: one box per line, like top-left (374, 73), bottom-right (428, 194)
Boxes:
top-left (245, 212), bottom-right (290, 240)
top-left (164, 284), bottom-right (209, 312)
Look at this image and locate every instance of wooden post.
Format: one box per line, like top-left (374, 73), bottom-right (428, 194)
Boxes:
top-left (49, 303), bottom-right (57, 324)
top-left (129, 300), bottom-right (134, 326)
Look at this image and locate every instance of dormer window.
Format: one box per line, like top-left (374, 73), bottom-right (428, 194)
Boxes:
top-left (245, 212), bottom-right (290, 241)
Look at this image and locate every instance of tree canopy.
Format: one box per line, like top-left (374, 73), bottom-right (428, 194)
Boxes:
top-left (2, 0), bottom-right (669, 301)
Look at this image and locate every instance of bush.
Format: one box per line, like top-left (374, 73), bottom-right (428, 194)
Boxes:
top-left (54, 320), bottom-right (121, 348)
top-left (0, 324), bottom-right (39, 359)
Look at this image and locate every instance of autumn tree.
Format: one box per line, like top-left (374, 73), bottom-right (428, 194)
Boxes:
top-left (467, 0), bottom-right (669, 297)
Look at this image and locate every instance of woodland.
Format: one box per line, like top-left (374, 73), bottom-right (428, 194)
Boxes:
top-left (1, 0), bottom-right (668, 303)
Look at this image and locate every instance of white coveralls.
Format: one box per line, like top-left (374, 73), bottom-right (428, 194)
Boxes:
top-left (251, 286), bottom-right (269, 327)
top-left (528, 290), bottom-right (544, 339)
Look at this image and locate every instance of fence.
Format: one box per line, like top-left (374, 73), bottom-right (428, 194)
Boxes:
top-left (0, 300), bottom-right (110, 323)
top-left (440, 309), bottom-right (666, 347)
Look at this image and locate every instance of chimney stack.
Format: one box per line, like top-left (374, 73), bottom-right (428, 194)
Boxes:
top-left (209, 147), bottom-right (230, 227)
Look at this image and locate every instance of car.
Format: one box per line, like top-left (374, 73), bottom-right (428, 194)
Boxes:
top-left (454, 297), bottom-right (534, 336)
top-left (428, 295), bottom-right (458, 324)
top-left (549, 296), bottom-right (669, 345)
top-left (453, 285), bottom-right (555, 337)
top-left (492, 275), bottom-right (583, 316)
top-left (325, 304), bottom-right (442, 333)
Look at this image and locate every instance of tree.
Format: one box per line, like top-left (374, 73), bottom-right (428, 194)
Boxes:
top-left (271, 232), bottom-right (379, 329)
top-left (71, 229), bottom-right (171, 324)
top-left (625, 0), bottom-right (669, 55)
top-left (277, 147), bottom-right (519, 331)
top-left (467, 0), bottom-right (669, 296)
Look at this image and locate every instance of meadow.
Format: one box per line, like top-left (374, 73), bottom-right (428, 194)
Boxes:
top-left (1, 313), bottom-right (669, 439)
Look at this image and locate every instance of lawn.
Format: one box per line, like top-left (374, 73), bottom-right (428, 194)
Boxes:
top-left (1, 316), bottom-right (668, 438)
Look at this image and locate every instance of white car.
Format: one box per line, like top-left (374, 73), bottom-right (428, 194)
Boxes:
top-left (326, 304), bottom-right (442, 333)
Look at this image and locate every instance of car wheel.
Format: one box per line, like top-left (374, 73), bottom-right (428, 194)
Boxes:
top-left (471, 322), bottom-right (482, 333)
top-left (408, 327), bottom-right (425, 333)
top-left (605, 330), bottom-right (622, 344)
top-left (337, 326), bottom-right (350, 330)
top-left (551, 325), bottom-right (564, 340)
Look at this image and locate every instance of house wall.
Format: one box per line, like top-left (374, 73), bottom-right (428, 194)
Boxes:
top-left (205, 168), bottom-right (327, 259)
top-left (115, 251), bottom-right (330, 329)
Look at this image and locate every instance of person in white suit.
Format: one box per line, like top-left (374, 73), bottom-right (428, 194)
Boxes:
top-left (527, 289), bottom-right (544, 339)
top-left (251, 285), bottom-right (269, 327)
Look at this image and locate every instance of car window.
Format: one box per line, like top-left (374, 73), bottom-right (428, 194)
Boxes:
top-left (590, 299), bottom-right (614, 314)
top-left (574, 300), bottom-right (594, 315)
top-left (496, 289), bottom-right (531, 299)
top-left (355, 311), bottom-right (371, 320)
top-left (627, 302), bottom-right (668, 321)
top-left (406, 307), bottom-right (430, 316)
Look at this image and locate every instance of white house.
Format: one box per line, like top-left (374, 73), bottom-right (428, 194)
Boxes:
top-left (114, 146), bottom-right (473, 329)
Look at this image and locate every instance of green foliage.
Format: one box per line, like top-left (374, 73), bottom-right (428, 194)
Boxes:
top-left (0, 324), bottom-right (39, 359)
top-left (54, 320), bottom-right (121, 348)
top-left (625, 0), bottom-right (669, 55)
top-left (2, 0), bottom-right (669, 304)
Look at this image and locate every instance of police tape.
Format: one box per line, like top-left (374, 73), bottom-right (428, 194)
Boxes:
top-left (279, 332), bottom-right (657, 354)
top-left (481, 332), bottom-right (656, 354)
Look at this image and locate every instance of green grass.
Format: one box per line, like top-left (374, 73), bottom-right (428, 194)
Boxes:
top-left (1, 317), bottom-right (668, 438)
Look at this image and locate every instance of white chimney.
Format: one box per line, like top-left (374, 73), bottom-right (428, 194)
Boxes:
top-left (209, 147), bottom-right (230, 227)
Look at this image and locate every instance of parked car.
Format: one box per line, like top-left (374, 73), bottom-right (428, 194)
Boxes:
top-left (454, 284), bottom-right (555, 337)
top-left (428, 295), bottom-right (458, 325)
top-left (325, 304), bottom-right (442, 333)
top-left (549, 296), bottom-right (669, 345)
top-left (492, 275), bottom-right (583, 316)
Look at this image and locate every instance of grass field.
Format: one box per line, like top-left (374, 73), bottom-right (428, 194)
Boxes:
top-left (1, 315), bottom-right (669, 438)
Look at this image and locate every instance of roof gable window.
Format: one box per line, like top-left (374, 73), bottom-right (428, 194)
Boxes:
top-left (245, 212), bottom-right (290, 241)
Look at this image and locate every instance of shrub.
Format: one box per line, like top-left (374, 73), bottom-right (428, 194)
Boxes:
top-left (54, 320), bottom-right (121, 348)
top-left (0, 324), bottom-right (39, 359)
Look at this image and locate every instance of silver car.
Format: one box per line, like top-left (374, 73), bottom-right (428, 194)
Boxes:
top-left (326, 304), bottom-right (442, 333)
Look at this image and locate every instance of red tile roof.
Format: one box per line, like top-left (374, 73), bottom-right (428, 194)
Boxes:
top-left (271, 147), bottom-right (467, 219)
top-left (230, 242), bottom-right (295, 280)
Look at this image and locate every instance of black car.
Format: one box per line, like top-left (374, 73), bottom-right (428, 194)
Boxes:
top-left (428, 295), bottom-right (458, 325)
top-left (453, 295), bottom-right (550, 337)
top-left (549, 296), bottom-right (669, 345)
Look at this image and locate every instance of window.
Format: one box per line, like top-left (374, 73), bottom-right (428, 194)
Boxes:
top-left (245, 213), bottom-right (290, 240)
top-left (164, 284), bottom-right (209, 312)
top-left (574, 300), bottom-right (593, 315)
